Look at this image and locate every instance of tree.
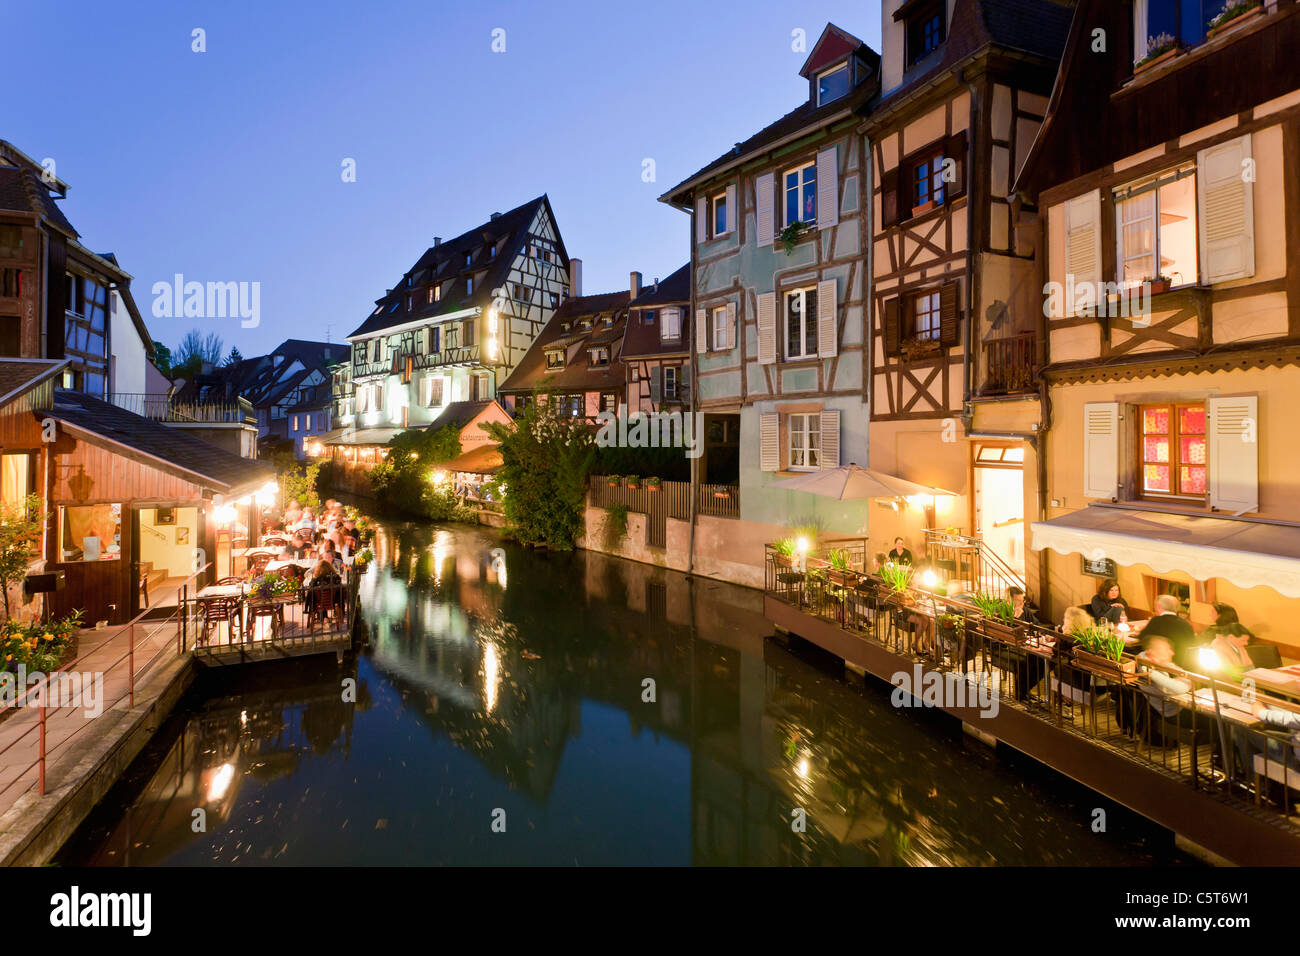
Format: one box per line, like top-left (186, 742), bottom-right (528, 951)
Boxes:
top-left (152, 341), bottom-right (174, 376)
top-left (0, 495), bottom-right (46, 619)
top-left (484, 395), bottom-right (595, 549)
top-left (173, 329), bottom-right (224, 378)
top-left (223, 346), bottom-right (244, 367)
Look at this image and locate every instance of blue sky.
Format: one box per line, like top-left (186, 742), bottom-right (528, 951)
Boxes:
top-left (5, 0), bottom-right (881, 357)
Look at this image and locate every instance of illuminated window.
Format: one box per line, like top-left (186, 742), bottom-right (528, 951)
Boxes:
top-left (1139, 402), bottom-right (1206, 498)
top-left (59, 503), bottom-right (122, 562)
top-left (789, 413), bottom-right (821, 471)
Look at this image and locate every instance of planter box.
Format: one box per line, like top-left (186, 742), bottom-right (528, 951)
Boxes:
top-left (774, 553), bottom-right (796, 568)
top-left (910, 200), bottom-right (937, 218)
top-left (1146, 278), bottom-right (1172, 296)
top-left (646, 484), bottom-right (660, 492)
top-left (1072, 647), bottom-right (1137, 677)
top-left (713, 491), bottom-right (732, 499)
top-left (980, 617), bottom-right (1027, 646)
top-left (827, 570), bottom-right (857, 587)
top-left (1207, 5), bottom-right (1262, 39)
top-left (1134, 47), bottom-right (1179, 74)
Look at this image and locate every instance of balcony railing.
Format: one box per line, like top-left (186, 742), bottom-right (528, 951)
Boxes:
top-left (979, 332), bottom-right (1037, 396)
top-left (112, 392), bottom-right (256, 425)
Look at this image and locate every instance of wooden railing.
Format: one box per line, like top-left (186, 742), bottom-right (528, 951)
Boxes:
top-left (979, 332), bottom-right (1037, 395)
top-left (589, 476), bottom-right (741, 532)
top-left (112, 392), bottom-right (255, 424)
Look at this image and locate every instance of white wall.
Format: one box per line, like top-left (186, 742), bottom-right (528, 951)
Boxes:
top-left (110, 289), bottom-right (149, 396)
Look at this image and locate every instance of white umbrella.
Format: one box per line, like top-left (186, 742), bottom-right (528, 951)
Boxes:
top-left (770, 463), bottom-right (952, 500)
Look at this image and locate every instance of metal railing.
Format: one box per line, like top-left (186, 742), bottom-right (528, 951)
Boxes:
top-left (0, 564), bottom-right (209, 804)
top-left (185, 573), bottom-right (360, 659)
top-left (979, 332), bottom-right (1037, 395)
top-left (923, 528), bottom-right (1026, 596)
top-left (589, 476), bottom-right (741, 525)
top-left (111, 392), bottom-right (255, 424)
top-left (763, 546), bottom-right (1300, 829)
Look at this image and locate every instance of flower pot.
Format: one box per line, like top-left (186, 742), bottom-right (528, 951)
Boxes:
top-left (1134, 46), bottom-right (1178, 74)
top-left (713, 491), bottom-right (731, 499)
top-left (1207, 4), bottom-right (1262, 39)
top-left (827, 570), bottom-right (856, 587)
top-left (980, 617), bottom-right (1027, 646)
top-left (1072, 647), bottom-right (1137, 677)
top-left (1146, 278), bottom-right (1171, 296)
top-left (910, 200), bottom-right (937, 218)
top-left (646, 484), bottom-right (660, 492)
top-left (774, 553), bottom-right (796, 568)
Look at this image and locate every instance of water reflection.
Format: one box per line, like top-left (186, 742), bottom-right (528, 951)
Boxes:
top-left (58, 522), bottom-right (1189, 866)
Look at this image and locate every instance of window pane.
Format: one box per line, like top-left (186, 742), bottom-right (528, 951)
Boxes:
top-left (1179, 404), bottom-right (1205, 435)
top-left (1144, 436), bottom-right (1170, 463)
top-left (817, 66), bottom-right (849, 104)
top-left (1143, 407), bottom-right (1169, 434)
top-left (802, 167), bottom-right (817, 222)
top-left (1144, 464), bottom-right (1171, 493)
top-left (1180, 435), bottom-right (1206, 466)
top-left (1180, 465), bottom-right (1207, 495)
top-left (1158, 174), bottom-right (1198, 285)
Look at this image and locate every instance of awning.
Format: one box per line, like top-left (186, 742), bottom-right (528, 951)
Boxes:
top-left (442, 445), bottom-right (502, 476)
top-left (1031, 506), bottom-right (1300, 598)
top-left (321, 427), bottom-right (402, 447)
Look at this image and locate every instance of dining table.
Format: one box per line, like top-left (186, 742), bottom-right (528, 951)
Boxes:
top-left (1244, 666), bottom-right (1300, 700)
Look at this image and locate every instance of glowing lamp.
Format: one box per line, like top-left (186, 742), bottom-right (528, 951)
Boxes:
top-left (921, 569), bottom-right (937, 589)
top-left (1198, 647), bottom-right (1222, 672)
top-left (795, 537), bottom-right (809, 554)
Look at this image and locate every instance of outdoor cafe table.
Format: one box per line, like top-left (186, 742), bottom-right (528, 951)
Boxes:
top-left (196, 583), bottom-right (244, 601)
top-left (1245, 666), bottom-right (1300, 701)
top-left (266, 559), bottom-right (315, 572)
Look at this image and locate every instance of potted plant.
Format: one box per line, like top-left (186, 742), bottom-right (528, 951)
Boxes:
top-left (713, 488), bottom-right (732, 499)
top-left (826, 548), bottom-right (856, 587)
top-left (1207, 1), bottom-right (1262, 39)
top-left (1145, 274), bottom-right (1172, 296)
top-left (911, 199), bottom-right (937, 218)
top-left (879, 562), bottom-right (914, 605)
top-left (645, 476), bottom-right (662, 491)
top-left (1134, 32), bottom-right (1179, 73)
top-left (778, 220), bottom-right (811, 255)
top-left (1070, 624), bottom-right (1136, 676)
top-left (625, 475), bottom-right (640, 489)
top-left (772, 538), bottom-right (798, 568)
top-left (607, 474), bottom-right (621, 487)
top-left (971, 592), bottom-right (1026, 645)
top-left (354, 546), bottom-right (374, 572)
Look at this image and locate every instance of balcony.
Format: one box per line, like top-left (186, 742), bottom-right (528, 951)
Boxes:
top-left (112, 392), bottom-right (256, 425)
top-left (978, 332), bottom-right (1037, 396)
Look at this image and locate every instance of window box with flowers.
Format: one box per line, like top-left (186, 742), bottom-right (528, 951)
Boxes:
top-left (645, 476), bottom-right (661, 491)
top-left (1134, 32), bottom-right (1179, 73)
top-left (1206, 1), bottom-right (1263, 40)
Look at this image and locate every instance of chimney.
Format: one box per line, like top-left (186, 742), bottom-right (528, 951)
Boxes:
top-left (433, 237), bottom-right (442, 246)
top-left (490, 211), bottom-right (501, 220)
top-left (653, 277), bottom-right (660, 293)
top-left (569, 257), bottom-right (583, 298)
top-left (630, 271), bottom-right (642, 300)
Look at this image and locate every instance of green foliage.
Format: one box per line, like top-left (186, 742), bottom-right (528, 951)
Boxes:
top-left (152, 341), bottom-right (173, 376)
top-left (971, 592), bottom-right (1015, 623)
top-left (422, 483), bottom-right (477, 523)
top-left (280, 460), bottom-right (322, 513)
top-left (773, 538), bottom-right (797, 557)
top-left (387, 425), bottom-right (461, 468)
top-left (879, 563), bottom-right (913, 593)
top-left (2, 610), bottom-right (81, 672)
top-left (369, 427), bottom-right (465, 520)
top-left (602, 504), bottom-right (629, 549)
top-left (779, 220), bottom-right (811, 254)
top-left (1071, 623), bottom-right (1126, 662)
top-left (484, 398), bottom-right (596, 549)
top-left (827, 548), bottom-right (851, 572)
top-left (0, 495), bottom-right (46, 619)
top-left (590, 444), bottom-right (690, 482)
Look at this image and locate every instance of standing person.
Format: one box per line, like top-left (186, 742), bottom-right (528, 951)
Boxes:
top-left (1088, 579), bottom-right (1128, 625)
top-left (887, 537), bottom-right (913, 566)
top-left (1140, 594), bottom-right (1196, 669)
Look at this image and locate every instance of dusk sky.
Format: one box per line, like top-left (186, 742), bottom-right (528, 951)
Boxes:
top-left (5, 0), bottom-right (882, 358)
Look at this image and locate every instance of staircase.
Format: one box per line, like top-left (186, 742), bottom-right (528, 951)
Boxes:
top-left (137, 560), bottom-right (170, 611)
top-left (923, 529), bottom-right (1027, 598)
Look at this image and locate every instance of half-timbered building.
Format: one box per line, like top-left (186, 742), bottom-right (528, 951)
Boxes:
top-left (1017, 0), bottom-right (1300, 653)
top-left (861, 0), bottom-right (1072, 573)
top-left (622, 265), bottom-right (692, 415)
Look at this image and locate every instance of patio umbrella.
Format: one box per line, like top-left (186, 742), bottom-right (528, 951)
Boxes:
top-left (769, 463), bottom-right (952, 500)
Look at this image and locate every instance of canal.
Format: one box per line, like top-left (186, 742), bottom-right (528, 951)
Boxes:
top-left (57, 521), bottom-right (1192, 865)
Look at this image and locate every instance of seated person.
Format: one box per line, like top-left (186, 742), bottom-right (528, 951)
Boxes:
top-left (1088, 578), bottom-right (1128, 626)
top-left (886, 537), bottom-right (913, 566)
top-left (303, 559), bottom-right (341, 614)
top-left (1135, 636), bottom-right (1208, 744)
top-left (1140, 594), bottom-right (1196, 670)
top-left (1010, 587), bottom-right (1042, 625)
top-left (1060, 605), bottom-right (1093, 636)
top-left (1253, 702), bottom-right (1300, 772)
top-left (295, 510), bottom-right (317, 532)
top-left (1208, 627), bottom-right (1254, 683)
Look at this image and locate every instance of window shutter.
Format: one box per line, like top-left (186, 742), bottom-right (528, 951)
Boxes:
top-left (1198, 134), bottom-right (1255, 284)
top-left (760, 413), bottom-right (780, 472)
top-left (1064, 189), bottom-right (1102, 313)
top-left (757, 292), bottom-right (776, 365)
top-left (883, 298), bottom-right (901, 356)
top-left (679, 362), bottom-right (690, 387)
top-left (881, 166), bottom-right (901, 228)
top-left (696, 197), bottom-right (707, 243)
top-left (816, 147), bottom-right (839, 229)
top-left (649, 365), bottom-right (662, 405)
top-left (944, 130), bottom-right (968, 200)
top-left (756, 172), bottom-right (775, 247)
top-left (696, 307), bottom-right (707, 354)
top-left (726, 300), bottom-right (737, 350)
top-left (1208, 395), bottom-right (1258, 513)
top-left (724, 183), bottom-right (737, 234)
top-left (938, 280), bottom-right (960, 346)
top-left (1082, 402), bottom-right (1119, 500)
top-left (819, 409), bottom-right (840, 469)
top-left (816, 278), bottom-right (837, 357)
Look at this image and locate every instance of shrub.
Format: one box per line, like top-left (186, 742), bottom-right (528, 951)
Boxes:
top-left (602, 504), bottom-right (629, 549)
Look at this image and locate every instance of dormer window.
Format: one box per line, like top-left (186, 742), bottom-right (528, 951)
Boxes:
top-left (816, 64), bottom-right (849, 106)
top-left (465, 251), bottom-right (473, 267)
top-left (905, 2), bottom-right (945, 65)
top-left (661, 308), bottom-right (682, 342)
top-left (545, 349), bottom-right (566, 370)
top-left (466, 275), bottom-right (474, 295)
top-left (589, 346), bottom-right (610, 368)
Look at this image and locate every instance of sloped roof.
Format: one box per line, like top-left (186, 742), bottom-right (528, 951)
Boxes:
top-left (0, 358), bottom-right (67, 406)
top-left (428, 400), bottom-right (492, 431)
top-left (498, 291), bottom-right (630, 394)
top-left (348, 195), bottom-right (565, 340)
top-left (0, 163), bottom-right (77, 236)
top-left (44, 389), bottom-right (275, 494)
top-left (622, 264), bottom-right (692, 360)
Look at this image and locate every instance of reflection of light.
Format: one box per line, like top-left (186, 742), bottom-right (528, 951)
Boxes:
top-left (484, 643), bottom-right (500, 714)
top-left (1198, 647), bottom-right (1221, 671)
top-left (255, 480), bottom-right (279, 506)
top-left (207, 763), bottom-right (235, 802)
top-left (239, 710), bottom-right (247, 727)
top-left (906, 495), bottom-right (928, 510)
top-left (797, 755), bottom-right (811, 779)
top-left (431, 530), bottom-right (451, 585)
top-left (1117, 621), bottom-right (1131, 635)
top-left (490, 547), bottom-right (507, 589)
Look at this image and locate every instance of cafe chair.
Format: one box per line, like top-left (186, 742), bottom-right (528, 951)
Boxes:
top-left (199, 598), bottom-right (240, 647)
top-left (250, 552), bottom-right (273, 575)
top-left (1247, 643), bottom-right (1284, 669)
top-left (306, 582), bottom-right (342, 629)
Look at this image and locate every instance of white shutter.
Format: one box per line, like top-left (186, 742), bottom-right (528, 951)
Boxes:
top-left (696, 307), bottom-right (707, 354)
top-left (1208, 395), bottom-right (1258, 513)
top-left (817, 278), bottom-right (837, 358)
top-left (757, 292), bottom-right (776, 365)
top-left (1082, 402), bottom-right (1119, 500)
top-left (649, 365), bottom-right (661, 405)
top-left (756, 172), bottom-right (774, 247)
top-left (819, 409), bottom-right (840, 469)
top-left (1064, 189), bottom-right (1102, 315)
top-left (724, 183), bottom-right (736, 234)
top-left (816, 147), bottom-right (838, 230)
top-left (1198, 134), bottom-right (1255, 284)
top-left (726, 301), bottom-right (737, 350)
top-left (760, 413), bottom-right (780, 472)
top-left (696, 197), bottom-right (707, 243)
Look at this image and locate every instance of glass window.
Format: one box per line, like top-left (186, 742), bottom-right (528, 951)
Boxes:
top-left (817, 65), bottom-right (850, 105)
top-left (1, 453), bottom-right (31, 505)
top-left (712, 306), bottom-right (729, 350)
top-left (1116, 170), bottom-right (1197, 288)
top-left (783, 163), bottom-right (817, 227)
top-left (908, 6), bottom-right (946, 64)
top-left (1140, 402), bottom-right (1206, 498)
top-left (910, 291), bottom-right (941, 342)
top-left (712, 192), bottom-right (727, 236)
top-left (913, 151), bottom-right (946, 208)
top-left (60, 503), bottom-right (122, 562)
top-left (789, 413), bottom-right (821, 471)
top-left (663, 366), bottom-right (678, 399)
top-left (785, 289), bottom-right (819, 359)
top-left (661, 308), bottom-right (681, 341)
